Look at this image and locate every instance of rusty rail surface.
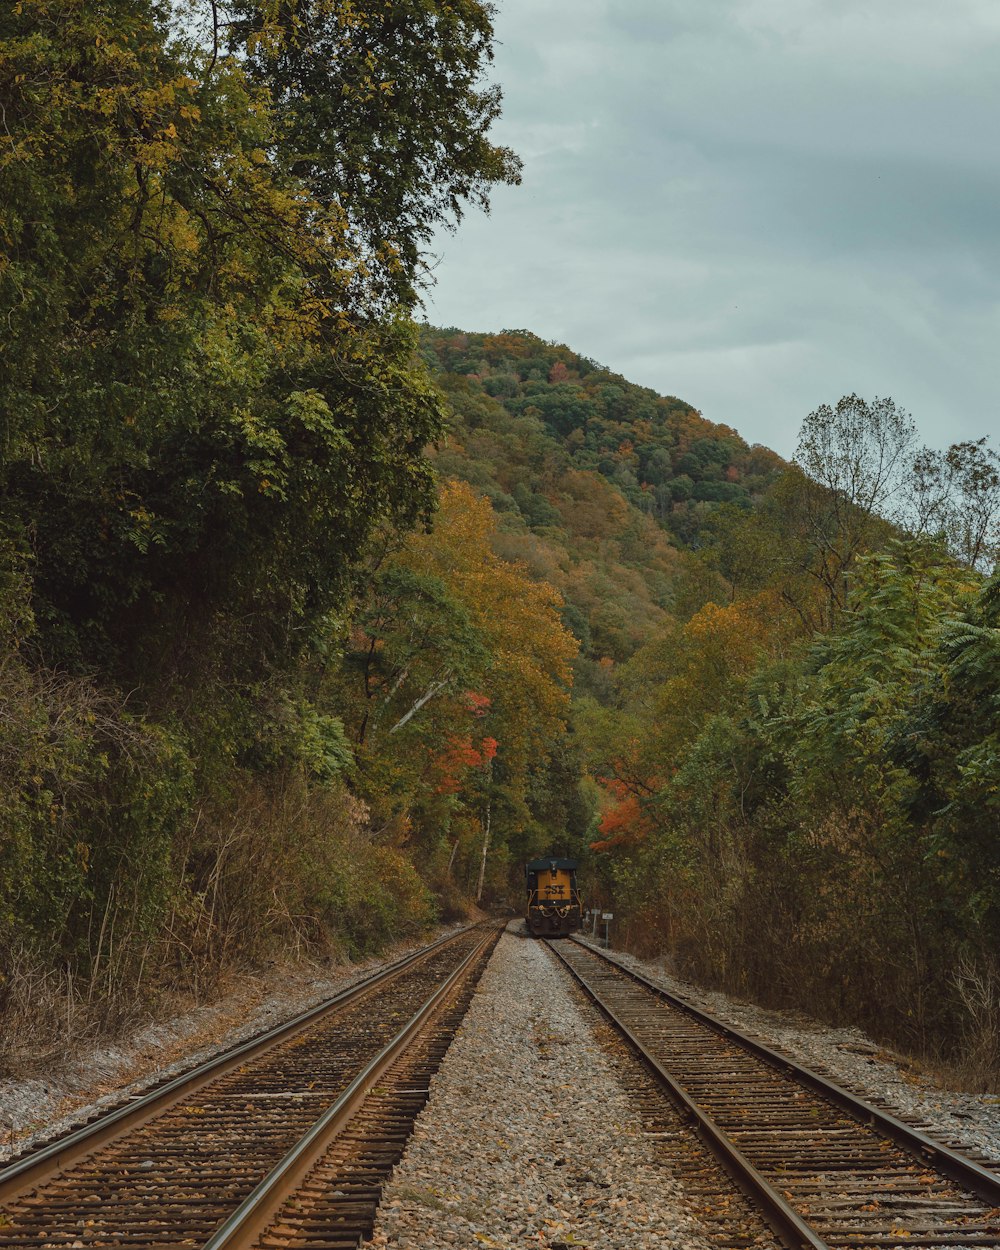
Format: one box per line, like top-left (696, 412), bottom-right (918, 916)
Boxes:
top-left (0, 922), bottom-right (503, 1248)
top-left (549, 937), bottom-right (1000, 1249)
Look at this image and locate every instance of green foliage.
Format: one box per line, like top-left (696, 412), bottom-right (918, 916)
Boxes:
top-left (599, 536), bottom-right (1000, 1067)
top-left (790, 539), bottom-right (974, 799)
top-left (5, 0), bottom-right (997, 1082)
top-left (0, 0), bottom-right (516, 1048)
top-left (302, 838), bottom-right (437, 955)
top-left (422, 328), bottom-right (772, 673)
top-left (326, 480), bottom-right (579, 902)
top-left (423, 328), bottom-right (783, 532)
top-left (895, 571), bottom-right (1000, 935)
top-left (0, 639), bottom-right (194, 976)
top-left (2, 3), bottom-right (452, 679)
top-left (232, 0), bottom-right (522, 311)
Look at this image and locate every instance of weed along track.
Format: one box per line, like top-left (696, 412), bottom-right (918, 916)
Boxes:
top-left (547, 939), bottom-right (1000, 1249)
top-left (0, 923), bottom-right (502, 1249)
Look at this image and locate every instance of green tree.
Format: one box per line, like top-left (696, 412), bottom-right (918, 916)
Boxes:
top-left (898, 572), bottom-right (1000, 939)
top-left (347, 565), bottom-right (488, 747)
top-left (230, 0), bottom-right (522, 310)
top-left (0, 0), bottom-right (521, 1036)
top-left (2, 1), bottom-right (520, 679)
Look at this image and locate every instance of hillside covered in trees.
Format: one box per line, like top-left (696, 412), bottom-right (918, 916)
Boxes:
top-left (422, 328), bottom-right (783, 661)
top-left (417, 329), bottom-right (1000, 1079)
top-left (3, 0), bottom-right (1000, 1086)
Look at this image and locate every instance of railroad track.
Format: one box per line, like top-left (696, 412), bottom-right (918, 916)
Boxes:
top-left (548, 937), bottom-right (1000, 1250)
top-left (0, 921), bottom-right (502, 1249)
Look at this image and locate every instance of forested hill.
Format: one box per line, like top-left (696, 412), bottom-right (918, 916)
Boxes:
top-left (423, 327), bottom-right (782, 528)
top-left (420, 327), bottom-right (784, 669)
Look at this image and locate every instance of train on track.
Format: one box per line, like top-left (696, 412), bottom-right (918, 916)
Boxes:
top-left (524, 857), bottom-right (583, 936)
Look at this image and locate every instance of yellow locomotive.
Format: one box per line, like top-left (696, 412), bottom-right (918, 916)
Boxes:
top-left (524, 857), bottom-right (583, 937)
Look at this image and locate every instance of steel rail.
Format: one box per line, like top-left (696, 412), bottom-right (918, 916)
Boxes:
top-left (570, 937), bottom-right (1000, 1208)
top-left (546, 939), bottom-right (829, 1250)
top-left (201, 920), bottom-right (503, 1249)
top-left (0, 924), bottom-right (477, 1205)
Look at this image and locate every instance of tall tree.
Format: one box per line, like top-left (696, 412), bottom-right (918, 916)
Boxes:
top-left (906, 439), bottom-right (1000, 572)
top-left (790, 394), bottom-right (916, 625)
top-left (0, 0), bottom-right (521, 678)
top-left (230, 0), bottom-right (522, 311)
top-left (333, 480), bottom-right (578, 884)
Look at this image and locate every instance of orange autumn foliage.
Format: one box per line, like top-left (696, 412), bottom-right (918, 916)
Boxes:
top-left (433, 733), bottom-right (498, 794)
top-left (591, 793), bottom-right (649, 851)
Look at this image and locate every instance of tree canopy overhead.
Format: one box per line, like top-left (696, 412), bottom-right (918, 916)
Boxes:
top-left (230, 0), bottom-right (522, 311)
top-left (0, 0), bottom-right (518, 676)
top-left (0, 0), bottom-right (532, 1039)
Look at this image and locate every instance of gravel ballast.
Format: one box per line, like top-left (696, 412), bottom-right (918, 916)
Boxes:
top-left (0, 925), bottom-right (469, 1163)
top-left (6, 922), bottom-right (1000, 1246)
top-left (579, 937), bottom-right (1000, 1168)
top-left (365, 927), bottom-right (715, 1250)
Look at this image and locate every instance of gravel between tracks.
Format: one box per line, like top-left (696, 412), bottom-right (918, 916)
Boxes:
top-left (579, 938), bottom-right (1000, 1169)
top-left (365, 926), bottom-right (714, 1250)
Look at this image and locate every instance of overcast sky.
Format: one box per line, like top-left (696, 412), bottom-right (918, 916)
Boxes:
top-left (420, 0), bottom-right (1000, 458)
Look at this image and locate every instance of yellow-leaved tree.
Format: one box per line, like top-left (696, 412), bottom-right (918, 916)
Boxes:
top-left (340, 480), bottom-right (578, 900)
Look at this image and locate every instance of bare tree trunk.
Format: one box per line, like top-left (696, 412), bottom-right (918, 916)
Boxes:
top-left (475, 798), bottom-right (491, 904)
top-left (447, 838), bottom-right (460, 877)
top-left (388, 674), bottom-right (451, 734)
